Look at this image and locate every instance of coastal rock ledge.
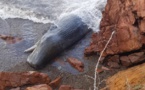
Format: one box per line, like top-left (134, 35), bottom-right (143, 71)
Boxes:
top-left (85, 0), bottom-right (145, 56)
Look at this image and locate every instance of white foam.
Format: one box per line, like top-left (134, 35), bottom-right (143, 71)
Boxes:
top-left (0, 0), bottom-right (107, 32)
top-left (0, 3), bottom-right (54, 24)
top-left (59, 0), bottom-right (107, 32)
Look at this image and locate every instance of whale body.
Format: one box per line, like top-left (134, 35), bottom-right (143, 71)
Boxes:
top-left (27, 14), bottom-right (90, 69)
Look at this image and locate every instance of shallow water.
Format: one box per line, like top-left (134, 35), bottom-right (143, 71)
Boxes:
top-left (0, 0), bottom-right (107, 73)
top-left (0, 0), bottom-right (107, 32)
top-left (0, 17), bottom-right (93, 74)
top-left (0, 1), bottom-right (108, 89)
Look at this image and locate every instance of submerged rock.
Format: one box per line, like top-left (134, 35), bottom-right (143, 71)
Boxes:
top-left (67, 57), bottom-right (84, 72)
top-left (85, 0), bottom-right (145, 56)
top-left (0, 34), bottom-right (22, 44)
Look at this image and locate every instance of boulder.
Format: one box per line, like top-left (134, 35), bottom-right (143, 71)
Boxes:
top-left (0, 71), bottom-right (51, 90)
top-left (102, 63), bottom-right (145, 90)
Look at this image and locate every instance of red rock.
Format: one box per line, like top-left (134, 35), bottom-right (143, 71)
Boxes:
top-left (49, 76), bottom-right (62, 88)
top-left (96, 68), bottom-right (104, 74)
top-left (107, 61), bottom-right (120, 69)
top-left (26, 84), bottom-right (52, 90)
top-left (128, 52), bottom-right (145, 63)
top-left (128, 55), bottom-right (140, 63)
top-left (133, 52), bottom-right (144, 56)
top-left (139, 19), bottom-right (145, 33)
top-left (85, 0), bottom-right (145, 56)
top-left (108, 55), bottom-right (120, 63)
top-left (0, 34), bottom-right (22, 44)
top-left (59, 85), bottom-right (73, 90)
top-left (67, 57), bottom-right (84, 72)
top-left (120, 56), bottom-right (132, 67)
top-left (101, 66), bottom-right (110, 71)
top-left (0, 71), bottom-right (51, 90)
top-left (100, 57), bottom-right (105, 63)
top-left (10, 87), bottom-right (20, 90)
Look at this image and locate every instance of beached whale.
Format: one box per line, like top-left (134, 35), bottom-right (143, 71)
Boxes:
top-left (26, 14), bottom-right (90, 69)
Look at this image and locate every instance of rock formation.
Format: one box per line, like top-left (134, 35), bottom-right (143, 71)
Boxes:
top-left (0, 71), bottom-right (50, 90)
top-left (85, 0), bottom-right (145, 56)
top-left (102, 63), bottom-right (145, 90)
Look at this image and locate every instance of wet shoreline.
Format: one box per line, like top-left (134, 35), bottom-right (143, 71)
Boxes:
top-left (0, 18), bottom-right (123, 89)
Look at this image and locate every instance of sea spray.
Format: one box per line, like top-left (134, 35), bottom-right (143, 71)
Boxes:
top-left (59, 0), bottom-right (107, 32)
top-left (0, 0), bottom-right (107, 32)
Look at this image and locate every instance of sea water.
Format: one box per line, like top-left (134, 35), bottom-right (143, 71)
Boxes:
top-left (0, 0), bottom-right (107, 73)
top-left (0, 0), bottom-right (107, 32)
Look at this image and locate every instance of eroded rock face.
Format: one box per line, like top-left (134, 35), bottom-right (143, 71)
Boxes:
top-left (85, 0), bottom-right (145, 56)
top-left (0, 71), bottom-right (51, 90)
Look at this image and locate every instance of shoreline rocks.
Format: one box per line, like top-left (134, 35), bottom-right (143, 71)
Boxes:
top-left (0, 71), bottom-right (51, 90)
top-left (101, 51), bottom-right (145, 68)
top-left (85, 0), bottom-right (145, 67)
top-left (85, 0), bottom-right (145, 56)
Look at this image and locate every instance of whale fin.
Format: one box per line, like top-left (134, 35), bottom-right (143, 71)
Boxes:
top-left (24, 41), bottom-right (39, 53)
top-left (24, 44), bottom-right (37, 53)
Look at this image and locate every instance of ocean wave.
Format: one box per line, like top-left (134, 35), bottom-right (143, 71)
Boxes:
top-left (0, 0), bottom-right (107, 32)
top-left (0, 3), bottom-right (54, 24)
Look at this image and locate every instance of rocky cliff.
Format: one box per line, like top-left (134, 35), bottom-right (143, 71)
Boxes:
top-left (85, 0), bottom-right (145, 57)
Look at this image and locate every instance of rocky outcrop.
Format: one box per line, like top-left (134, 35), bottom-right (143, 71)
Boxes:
top-left (85, 0), bottom-right (145, 56)
top-left (102, 63), bottom-right (145, 90)
top-left (0, 71), bottom-right (50, 90)
top-left (102, 51), bottom-right (145, 68)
